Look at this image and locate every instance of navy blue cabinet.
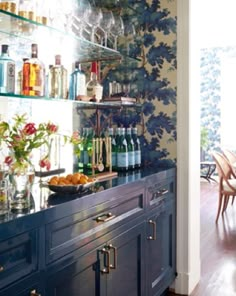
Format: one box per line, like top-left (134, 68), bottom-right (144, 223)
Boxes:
top-left (45, 218), bottom-right (145, 296)
top-left (146, 175), bottom-right (176, 296)
top-left (0, 168), bottom-right (176, 296)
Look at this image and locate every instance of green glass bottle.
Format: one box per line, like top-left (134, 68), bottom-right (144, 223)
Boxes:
top-left (126, 127), bottom-right (135, 170)
top-left (131, 127), bottom-right (141, 169)
top-left (117, 127), bottom-right (128, 171)
top-left (108, 127), bottom-right (117, 171)
top-left (86, 127), bottom-right (94, 174)
top-left (77, 128), bottom-right (86, 172)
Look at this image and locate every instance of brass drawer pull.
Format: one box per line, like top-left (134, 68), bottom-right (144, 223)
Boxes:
top-left (100, 247), bottom-right (110, 274)
top-left (96, 212), bottom-right (116, 222)
top-left (108, 244), bottom-right (117, 269)
top-left (30, 290), bottom-right (41, 296)
top-left (147, 220), bottom-right (156, 240)
top-left (156, 189), bottom-right (168, 197)
top-left (0, 266), bottom-right (4, 272)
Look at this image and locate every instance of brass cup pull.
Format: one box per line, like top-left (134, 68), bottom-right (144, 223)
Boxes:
top-left (30, 290), bottom-right (41, 296)
top-left (0, 266), bottom-right (4, 272)
top-left (147, 220), bottom-right (156, 240)
top-left (108, 244), bottom-right (117, 269)
top-left (96, 212), bottom-right (116, 222)
top-left (101, 247), bottom-right (110, 274)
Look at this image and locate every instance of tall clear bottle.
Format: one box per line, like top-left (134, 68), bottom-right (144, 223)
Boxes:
top-left (126, 127), bottom-right (135, 170)
top-left (86, 61), bottom-right (103, 102)
top-left (69, 61), bottom-right (86, 100)
top-left (22, 43), bottom-right (45, 97)
top-left (108, 127), bottom-right (117, 171)
top-left (117, 127), bottom-right (128, 171)
top-left (132, 127), bottom-right (141, 169)
top-left (49, 54), bottom-right (68, 99)
top-left (0, 44), bottom-right (15, 94)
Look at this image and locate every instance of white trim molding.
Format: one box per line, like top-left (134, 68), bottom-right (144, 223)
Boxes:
top-left (175, 0), bottom-right (201, 294)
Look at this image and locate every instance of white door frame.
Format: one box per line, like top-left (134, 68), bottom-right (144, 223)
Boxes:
top-left (175, 1), bottom-right (201, 294)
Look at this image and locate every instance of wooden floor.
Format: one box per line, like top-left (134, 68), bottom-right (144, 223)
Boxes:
top-left (170, 180), bottom-right (236, 296)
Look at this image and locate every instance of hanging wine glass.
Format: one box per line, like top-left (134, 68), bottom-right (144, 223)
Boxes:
top-left (109, 15), bottom-right (124, 50)
top-left (87, 7), bottom-right (103, 43)
top-left (72, 0), bottom-right (92, 39)
top-left (123, 20), bottom-right (136, 55)
top-left (99, 11), bottom-right (115, 47)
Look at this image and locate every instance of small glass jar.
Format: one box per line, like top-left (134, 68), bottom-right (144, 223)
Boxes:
top-left (18, 0), bottom-right (35, 20)
top-left (0, 0), bottom-right (18, 14)
top-left (0, 179), bottom-right (9, 217)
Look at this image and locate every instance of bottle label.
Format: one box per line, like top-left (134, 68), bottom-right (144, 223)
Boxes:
top-left (6, 62), bottom-right (15, 93)
top-left (112, 152), bottom-right (117, 167)
top-left (135, 150), bottom-right (141, 165)
top-left (117, 152), bottom-right (128, 168)
top-left (128, 151), bottom-right (135, 167)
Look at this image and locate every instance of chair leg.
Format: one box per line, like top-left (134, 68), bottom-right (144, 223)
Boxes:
top-left (216, 193), bottom-right (224, 223)
top-left (232, 196), bottom-right (235, 205)
top-left (223, 195), bottom-right (229, 212)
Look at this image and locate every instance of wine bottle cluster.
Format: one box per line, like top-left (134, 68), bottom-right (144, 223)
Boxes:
top-left (0, 43), bottom-right (103, 101)
top-left (76, 127), bottom-right (141, 175)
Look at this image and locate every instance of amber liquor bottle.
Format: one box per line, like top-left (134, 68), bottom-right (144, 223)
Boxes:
top-left (22, 43), bottom-right (45, 96)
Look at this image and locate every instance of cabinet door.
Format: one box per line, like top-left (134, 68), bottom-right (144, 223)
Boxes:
top-left (146, 198), bottom-right (176, 296)
top-left (106, 221), bottom-right (146, 296)
top-left (45, 247), bottom-right (102, 296)
top-left (0, 273), bottom-right (42, 296)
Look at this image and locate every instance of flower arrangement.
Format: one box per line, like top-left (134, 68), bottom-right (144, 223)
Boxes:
top-left (0, 114), bottom-right (80, 172)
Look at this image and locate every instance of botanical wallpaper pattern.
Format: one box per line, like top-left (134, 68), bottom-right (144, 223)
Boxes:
top-left (200, 46), bottom-right (236, 160)
top-left (78, 0), bottom-right (177, 168)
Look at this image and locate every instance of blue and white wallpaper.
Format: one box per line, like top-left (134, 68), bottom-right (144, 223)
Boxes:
top-left (200, 46), bottom-right (236, 160)
top-left (79, 0), bottom-right (177, 168)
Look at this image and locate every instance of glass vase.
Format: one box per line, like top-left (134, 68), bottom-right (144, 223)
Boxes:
top-left (9, 164), bottom-right (35, 211)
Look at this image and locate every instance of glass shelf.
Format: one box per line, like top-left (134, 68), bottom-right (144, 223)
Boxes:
top-left (0, 93), bottom-right (142, 109)
top-left (0, 9), bottom-right (124, 63)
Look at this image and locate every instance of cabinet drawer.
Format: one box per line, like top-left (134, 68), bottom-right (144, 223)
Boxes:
top-left (45, 188), bottom-right (145, 264)
top-left (0, 230), bottom-right (39, 290)
top-left (146, 176), bottom-right (175, 209)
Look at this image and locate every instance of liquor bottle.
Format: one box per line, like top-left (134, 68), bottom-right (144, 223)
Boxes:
top-left (17, 58), bottom-right (28, 95)
top-left (49, 54), bottom-right (68, 99)
top-left (125, 127), bottom-right (135, 170)
top-left (108, 127), bottom-right (117, 171)
top-left (68, 61), bottom-right (86, 100)
top-left (117, 127), bottom-right (128, 171)
top-left (22, 43), bottom-right (45, 96)
top-left (132, 127), bottom-right (141, 169)
top-left (86, 61), bottom-right (103, 102)
top-left (0, 44), bottom-right (15, 94)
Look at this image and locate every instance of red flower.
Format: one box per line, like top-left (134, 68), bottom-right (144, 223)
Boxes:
top-left (39, 158), bottom-right (51, 171)
top-left (23, 123), bottom-right (37, 135)
top-left (4, 156), bottom-right (13, 166)
top-left (47, 123), bottom-right (58, 134)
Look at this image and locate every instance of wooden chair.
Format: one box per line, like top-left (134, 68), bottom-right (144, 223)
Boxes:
top-left (211, 151), bottom-right (236, 222)
top-left (222, 149), bottom-right (236, 171)
top-left (222, 149), bottom-right (236, 205)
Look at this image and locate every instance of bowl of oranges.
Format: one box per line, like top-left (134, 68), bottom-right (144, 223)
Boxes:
top-left (47, 173), bottom-right (97, 194)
